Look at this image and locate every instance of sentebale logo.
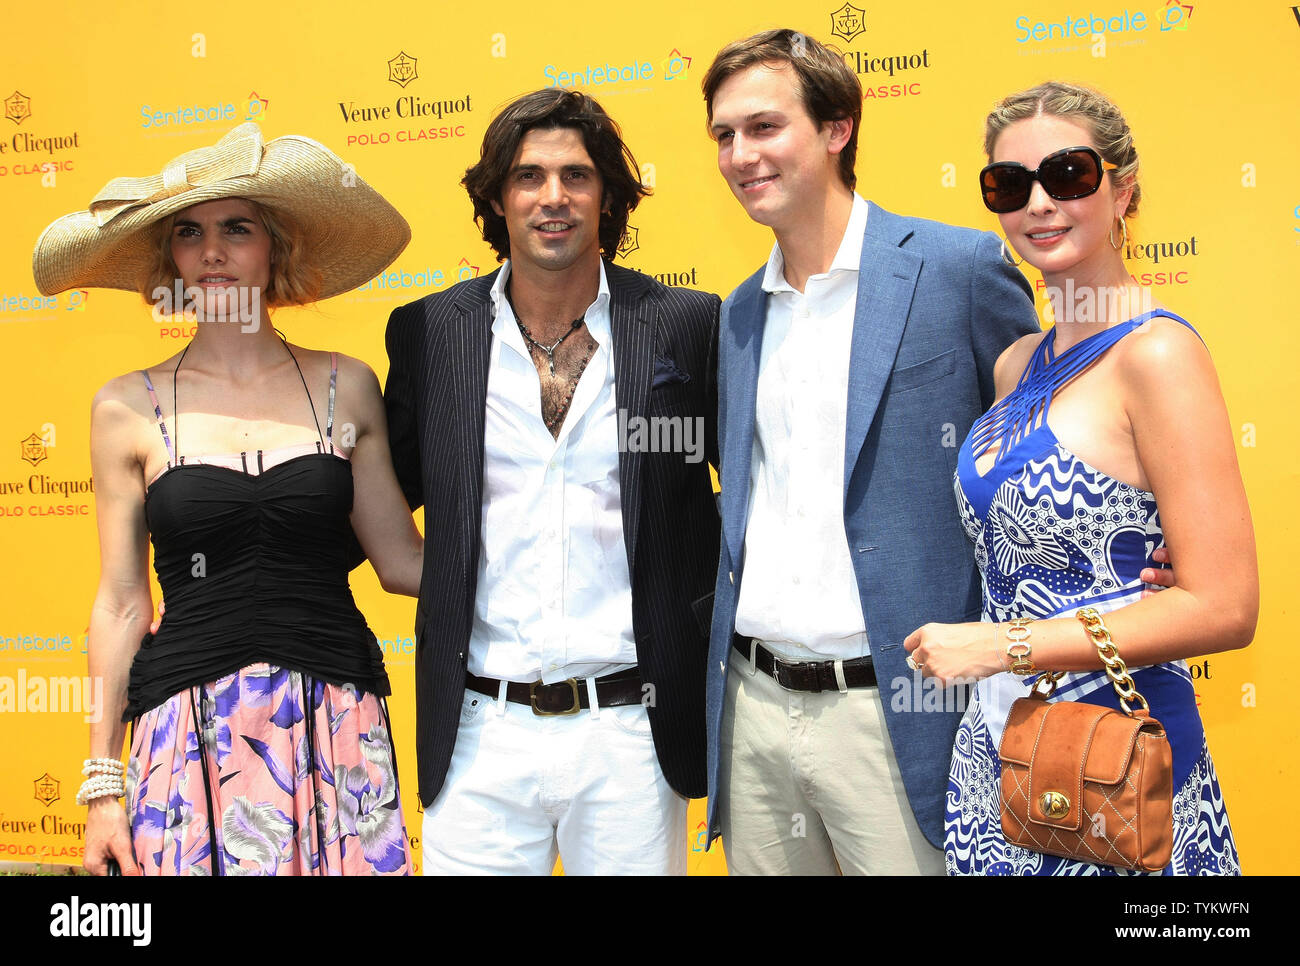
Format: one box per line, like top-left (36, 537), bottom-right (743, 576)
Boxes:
top-left (1157, 1), bottom-right (1193, 31)
top-left (661, 48), bottom-right (691, 80)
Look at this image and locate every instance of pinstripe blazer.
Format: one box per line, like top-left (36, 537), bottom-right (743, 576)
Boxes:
top-left (384, 261), bottom-right (721, 805)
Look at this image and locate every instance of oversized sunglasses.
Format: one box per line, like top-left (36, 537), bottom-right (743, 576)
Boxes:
top-left (979, 146), bottom-right (1118, 213)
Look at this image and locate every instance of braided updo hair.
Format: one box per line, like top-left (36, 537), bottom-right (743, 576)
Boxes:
top-left (984, 81), bottom-right (1140, 217)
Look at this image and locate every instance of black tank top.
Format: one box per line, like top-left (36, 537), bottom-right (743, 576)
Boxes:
top-left (123, 350), bottom-right (389, 719)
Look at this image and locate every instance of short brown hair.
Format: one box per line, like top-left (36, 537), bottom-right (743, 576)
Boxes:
top-left (141, 200), bottom-right (321, 309)
top-left (702, 29), bottom-right (862, 190)
top-left (463, 89), bottom-right (649, 262)
top-left (984, 81), bottom-right (1141, 217)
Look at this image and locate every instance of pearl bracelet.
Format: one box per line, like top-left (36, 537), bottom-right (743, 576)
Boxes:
top-left (76, 775), bottom-right (125, 806)
top-left (82, 757), bottom-right (124, 777)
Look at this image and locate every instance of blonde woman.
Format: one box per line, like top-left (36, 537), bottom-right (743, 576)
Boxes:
top-left (35, 124), bottom-right (422, 875)
top-left (905, 83), bottom-right (1255, 875)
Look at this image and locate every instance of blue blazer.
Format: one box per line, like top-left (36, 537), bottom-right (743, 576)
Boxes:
top-left (705, 201), bottom-right (1039, 848)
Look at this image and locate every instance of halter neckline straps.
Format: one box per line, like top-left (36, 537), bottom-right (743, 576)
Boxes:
top-left (969, 310), bottom-right (1196, 471)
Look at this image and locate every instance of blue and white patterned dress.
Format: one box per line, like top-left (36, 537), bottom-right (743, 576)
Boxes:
top-left (945, 312), bottom-right (1239, 875)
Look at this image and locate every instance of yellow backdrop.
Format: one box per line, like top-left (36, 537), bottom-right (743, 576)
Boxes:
top-left (1, 0), bottom-right (1294, 875)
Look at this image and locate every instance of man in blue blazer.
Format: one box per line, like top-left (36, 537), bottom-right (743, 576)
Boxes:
top-left (701, 30), bottom-right (1039, 874)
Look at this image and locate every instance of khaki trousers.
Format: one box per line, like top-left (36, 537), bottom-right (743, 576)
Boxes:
top-left (719, 648), bottom-right (945, 875)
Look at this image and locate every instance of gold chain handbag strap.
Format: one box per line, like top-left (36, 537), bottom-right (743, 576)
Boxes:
top-left (1075, 607), bottom-right (1150, 715)
top-left (1025, 607), bottom-right (1150, 715)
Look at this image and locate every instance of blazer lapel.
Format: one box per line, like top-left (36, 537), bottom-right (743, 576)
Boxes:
top-left (843, 203), bottom-right (921, 492)
top-left (719, 275), bottom-right (765, 569)
top-left (447, 277), bottom-right (495, 570)
top-left (607, 264), bottom-right (653, 579)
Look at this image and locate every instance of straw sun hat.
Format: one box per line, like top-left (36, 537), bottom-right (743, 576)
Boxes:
top-left (32, 122), bottom-right (410, 301)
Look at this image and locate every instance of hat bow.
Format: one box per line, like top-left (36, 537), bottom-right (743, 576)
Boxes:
top-left (88, 123), bottom-right (265, 227)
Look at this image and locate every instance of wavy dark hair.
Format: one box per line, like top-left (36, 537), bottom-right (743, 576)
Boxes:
top-left (463, 89), bottom-right (649, 261)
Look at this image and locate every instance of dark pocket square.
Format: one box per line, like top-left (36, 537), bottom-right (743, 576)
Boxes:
top-left (652, 354), bottom-right (691, 390)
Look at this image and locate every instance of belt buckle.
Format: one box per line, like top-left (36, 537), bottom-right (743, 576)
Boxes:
top-left (767, 650), bottom-right (800, 693)
top-left (773, 657), bottom-right (811, 693)
top-left (776, 656), bottom-right (827, 693)
top-left (530, 678), bottom-right (581, 716)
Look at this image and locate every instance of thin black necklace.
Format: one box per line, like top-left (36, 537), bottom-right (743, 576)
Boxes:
top-left (506, 286), bottom-right (586, 376)
top-left (169, 331), bottom-right (321, 461)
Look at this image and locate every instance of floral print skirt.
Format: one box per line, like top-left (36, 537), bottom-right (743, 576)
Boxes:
top-left (126, 663), bottom-right (411, 875)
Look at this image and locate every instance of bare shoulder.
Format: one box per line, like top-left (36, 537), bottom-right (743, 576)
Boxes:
top-left (91, 370), bottom-right (155, 429)
top-left (315, 351), bottom-right (384, 437)
top-left (1116, 314), bottom-right (1215, 393)
top-left (278, 344), bottom-right (378, 390)
top-left (331, 351), bottom-right (382, 397)
top-left (89, 371), bottom-right (162, 481)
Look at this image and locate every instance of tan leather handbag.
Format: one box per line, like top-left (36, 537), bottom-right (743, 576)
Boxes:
top-left (998, 608), bottom-right (1174, 872)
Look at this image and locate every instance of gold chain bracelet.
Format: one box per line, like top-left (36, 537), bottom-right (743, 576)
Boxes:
top-left (1075, 606), bottom-right (1149, 715)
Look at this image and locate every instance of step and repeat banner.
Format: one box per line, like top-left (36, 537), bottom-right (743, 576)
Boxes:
top-left (1, 0), bottom-right (1295, 874)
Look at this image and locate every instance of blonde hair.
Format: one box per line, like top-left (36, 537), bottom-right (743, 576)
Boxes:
top-left (985, 81), bottom-right (1140, 217)
top-left (140, 199), bottom-right (322, 309)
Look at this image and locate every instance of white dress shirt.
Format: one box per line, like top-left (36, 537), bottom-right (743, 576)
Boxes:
top-left (734, 193), bottom-right (871, 661)
top-left (468, 260), bottom-right (637, 683)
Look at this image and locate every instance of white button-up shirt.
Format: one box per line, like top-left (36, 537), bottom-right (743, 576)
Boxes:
top-left (468, 260), bottom-right (637, 683)
top-left (735, 194), bottom-right (871, 661)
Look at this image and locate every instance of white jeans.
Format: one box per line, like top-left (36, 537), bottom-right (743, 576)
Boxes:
top-left (422, 686), bottom-right (688, 875)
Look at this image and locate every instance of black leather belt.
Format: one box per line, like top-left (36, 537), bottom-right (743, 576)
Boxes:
top-left (466, 668), bottom-right (643, 716)
top-left (732, 635), bottom-right (876, 692)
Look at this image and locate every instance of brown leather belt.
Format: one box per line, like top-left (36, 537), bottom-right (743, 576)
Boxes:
top-left (732, 635), bottom-right (877, 692)
top-left (466, 668), bottom-right (643, 716)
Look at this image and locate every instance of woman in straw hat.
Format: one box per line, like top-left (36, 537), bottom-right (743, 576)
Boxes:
top-left (35, 123), bottom-right (421, 875)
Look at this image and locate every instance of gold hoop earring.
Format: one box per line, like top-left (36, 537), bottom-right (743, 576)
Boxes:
top-left (1000, 237), bottom-right (1023, 267)
top-left (1109, 215), bottom-right (1128, 251)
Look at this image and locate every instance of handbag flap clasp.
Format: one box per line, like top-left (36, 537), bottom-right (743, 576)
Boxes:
top-left (1000, 697), bottom-right (1147, 832)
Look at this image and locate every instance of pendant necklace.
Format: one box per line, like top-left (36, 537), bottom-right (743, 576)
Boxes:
top-left (507, 286), bottom-right (586, 376)
top-left (518, 317), bottom-right (585, 376)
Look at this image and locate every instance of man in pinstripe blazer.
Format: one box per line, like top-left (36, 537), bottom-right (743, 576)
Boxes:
top-left (383, 90), bottom-right (720, 874)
